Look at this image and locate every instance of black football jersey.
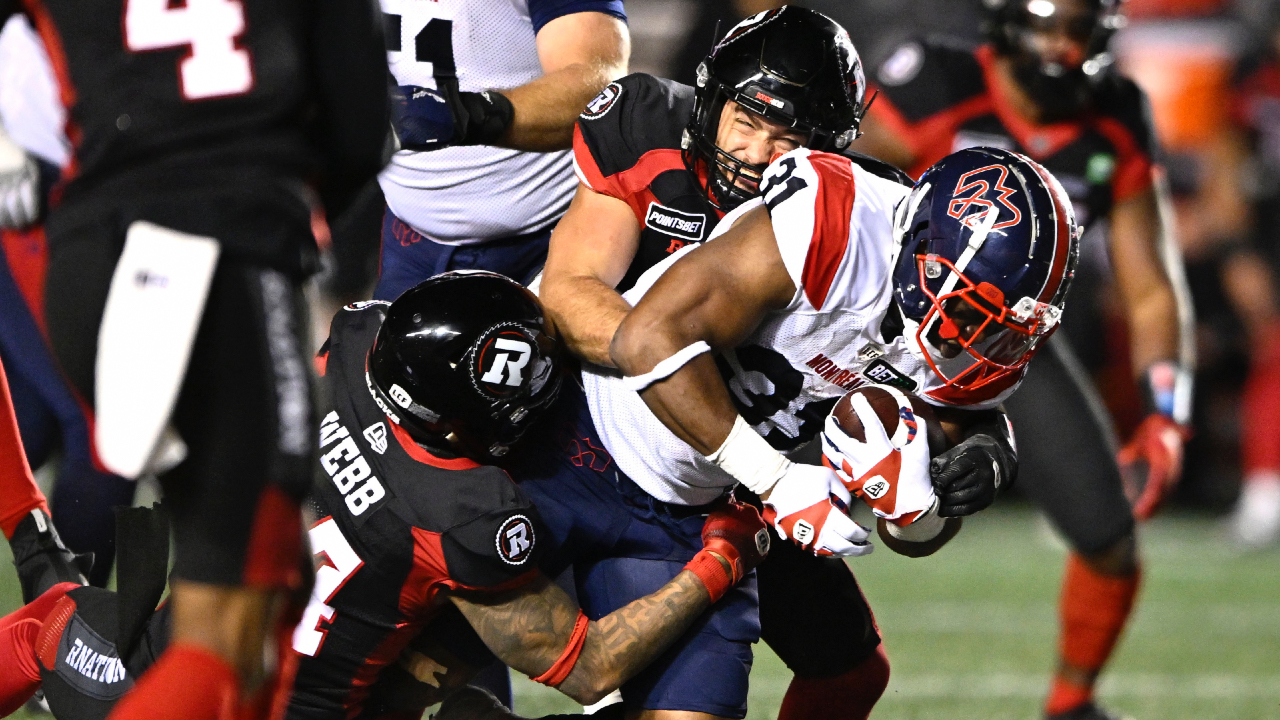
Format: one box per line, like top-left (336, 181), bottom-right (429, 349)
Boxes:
top-left (287, 303), bottom-right (543, 720)
top-left (2, 0), bottom-right (387, 229)
top-left (574, 73), bottom-right (721, 293)
top-left (574, 73), bottom-right (914, 293)
top-left (867, 40), bottom-right (1159, 230)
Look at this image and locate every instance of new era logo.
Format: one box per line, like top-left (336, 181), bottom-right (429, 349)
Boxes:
top-left (363, 422), bottom-right (387, 454)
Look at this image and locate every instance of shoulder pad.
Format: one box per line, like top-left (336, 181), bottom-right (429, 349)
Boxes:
top-left (439, 468), bottom-right (544, 589)
top-left (1091, 72), bottom-right (1159, 159)
top-left (842, 150), bottom-right (914, 186)
top-left (873, 37), bottom-right (985, 123)
top-left (576, 73), bottom-right (693, 180)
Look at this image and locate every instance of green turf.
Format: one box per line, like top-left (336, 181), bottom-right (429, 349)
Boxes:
top-left (2, 503), bottom-right (1276, 719)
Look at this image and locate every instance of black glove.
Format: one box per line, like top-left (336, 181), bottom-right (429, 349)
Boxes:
top-left (392, 82), bottom-right (514, 151)
top-left (929, 433), bottom-right (1016, 517)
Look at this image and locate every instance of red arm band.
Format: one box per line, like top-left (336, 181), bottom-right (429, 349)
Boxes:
top-left (530, 610), bottom-right (590, 687)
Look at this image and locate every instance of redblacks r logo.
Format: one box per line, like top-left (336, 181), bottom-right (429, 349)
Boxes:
top-left (946, 164), bottom-right (1021, 231)
top-left (496, 515), bottom-right (535, 565)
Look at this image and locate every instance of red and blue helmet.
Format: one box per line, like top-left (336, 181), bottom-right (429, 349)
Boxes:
top-left (891, 147), bottom-right (1080, 397)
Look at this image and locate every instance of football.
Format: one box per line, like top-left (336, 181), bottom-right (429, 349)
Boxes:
top-left (830, 385), bottom-right (948, 455)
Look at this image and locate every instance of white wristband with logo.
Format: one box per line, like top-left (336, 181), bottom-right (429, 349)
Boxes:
top-left (705, 415), bottom-right (792, 495)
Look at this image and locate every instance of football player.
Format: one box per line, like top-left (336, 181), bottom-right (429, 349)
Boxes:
top-left (0, 14), bottom-right (135, 593)
top-left (0, 0), bottom-right (391, 718)
top-left (512, 142), bottom-right (1075, 720)
top-left (536, 8), bottom-right (985, 719)
top-left (0, 272), bottom-right (770, 720)
top-left (856, 2), bottom-right (1194, 718)
top-left (373, 0), bottom-right (630, 301)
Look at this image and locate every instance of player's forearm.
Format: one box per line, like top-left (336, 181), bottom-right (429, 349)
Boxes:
top-left (500, 63), bottom-right (620, 152)
top-left (541, 274), bottom-right (631, 367)
top-left (556, 570), bottom-right (711, 704)
top-left (1126, 285), bottom-right (1182, 375)
top-left (611, 315), bottom-right (740, 456)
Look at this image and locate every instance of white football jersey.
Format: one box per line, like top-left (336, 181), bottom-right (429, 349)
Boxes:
top-left (583, 149), bottom-right (1024, 506)
top-left (378, 0), bottom-right (576, 245)
top-left (0, 15), bottom-right (68, 167)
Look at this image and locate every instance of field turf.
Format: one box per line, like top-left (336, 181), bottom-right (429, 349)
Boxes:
top-left (1, 502), bottom-right (1276, 719)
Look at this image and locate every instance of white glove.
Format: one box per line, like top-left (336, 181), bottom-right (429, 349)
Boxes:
top-left (821, 388), bottom-right (936, 526)
top-left (762, 463), bottom-right (873, 557)
top-left (0, 132), bottom-right (40, 230)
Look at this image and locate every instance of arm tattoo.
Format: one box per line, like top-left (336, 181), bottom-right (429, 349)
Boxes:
top-left (447, 570), bottom-right (712, 703)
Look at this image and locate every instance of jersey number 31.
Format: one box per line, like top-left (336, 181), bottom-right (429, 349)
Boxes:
top-left (124, 0), bottom-right (254, 100)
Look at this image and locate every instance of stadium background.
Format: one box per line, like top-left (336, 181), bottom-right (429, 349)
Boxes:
top-left (4, 0), bottom-right (1279, 717)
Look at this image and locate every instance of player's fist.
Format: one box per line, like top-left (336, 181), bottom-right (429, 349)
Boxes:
top-left (822, 386), bottom-right (936, 525)
top-left (930, 435), bottom-right (1008, 517)
top-left (1119, 413), bottom-right (1190, 521)
top-left (761, 463), bottom-right (872, 557)
top-left (392, 85), bottom-right (456, 151)
top-left (687, 498), bottom-right (770, 602)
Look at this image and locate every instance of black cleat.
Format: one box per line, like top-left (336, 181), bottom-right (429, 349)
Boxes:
top-left (8, 508), bottom-right (90, 603)
top-left (1047, 702), bottom-right (1134, 720)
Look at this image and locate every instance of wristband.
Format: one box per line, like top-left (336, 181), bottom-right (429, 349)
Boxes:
top-left (530, 610), bottom-right (589, 687)
top-left (1142, 360), bottom-right (1193, 425)
top-left (705, 415), bottom-right (791, 495)
top-left (621, 341), bottom-right (711, 393)
top-left (885, 498), bottom-right (944, 542)
top-left (685, 548), bottom-right (732, 603)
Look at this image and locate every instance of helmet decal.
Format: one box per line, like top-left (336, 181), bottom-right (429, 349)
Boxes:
top-left (470, 323), bottom-right (542, 400)
top-left (946, 165), bottom-right (1022, 231)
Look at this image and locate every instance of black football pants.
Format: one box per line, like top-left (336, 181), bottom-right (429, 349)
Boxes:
top-left (43, 207), bottom-right (314, 588)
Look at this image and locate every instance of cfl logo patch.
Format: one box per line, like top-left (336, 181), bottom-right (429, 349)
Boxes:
top-left (388, 384), bottom-right (413, 409)
top-left (496, 515), bottom-right (535, 565)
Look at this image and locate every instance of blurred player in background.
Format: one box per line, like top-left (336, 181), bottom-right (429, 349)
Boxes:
top-left (0, 0), bottom-right (391, 718)
top-left (857, 1), bottom-right (1195, 718)
top-left (1222, 6), bottom-right (1280, 548)
top-left (0, 14), bottom-right (133, 592)
top-left (373, 0), bottom-right (631, 301)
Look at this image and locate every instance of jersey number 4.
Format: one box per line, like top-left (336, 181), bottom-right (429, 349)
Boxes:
top-left (124, 0), bottom-right (255, 100)
top-left (293, 517), bottom-right (364, 657)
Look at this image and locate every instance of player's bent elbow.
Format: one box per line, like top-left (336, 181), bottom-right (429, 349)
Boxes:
top-left (555, 670), bottom-right (622, 706)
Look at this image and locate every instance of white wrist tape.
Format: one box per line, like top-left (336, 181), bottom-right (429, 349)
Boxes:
top-left (621, 341), bottom-right (711, 393)
top-left (705, 415), bottom-right (792, 495)
top-left (885, 497), bottom-right (945, 543)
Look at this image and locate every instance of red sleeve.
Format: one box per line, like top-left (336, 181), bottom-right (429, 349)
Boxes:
top-left (572, 124), bottom-right (618, 197)
top-left (1093, 116), bottom-right (1154, 203)
top-left (0, 359), bottom-right (49, 540)
top-left (798, 153), bottom-right (856, 310)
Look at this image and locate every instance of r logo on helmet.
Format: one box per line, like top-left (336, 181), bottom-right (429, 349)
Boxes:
top-left (471, 324), bottom-right (543, 399)
top-left (496, 514), bottom-right (535, 565)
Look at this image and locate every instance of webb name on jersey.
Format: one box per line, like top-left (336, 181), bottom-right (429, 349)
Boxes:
top-left (583, 149), bottom-right (1024, 506)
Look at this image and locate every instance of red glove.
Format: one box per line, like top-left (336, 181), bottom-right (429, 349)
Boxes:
top-left (685, 498), bottom-right (770, 603)
top-left (1118, 413), bottom-right (1191, 521)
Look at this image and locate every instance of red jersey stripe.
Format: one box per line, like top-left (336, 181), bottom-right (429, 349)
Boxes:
top-left (389, 421), bottom-right (481, 470)
top-left (1091, 115), bottom-right (1154, 203)
top-left (800, 153), bottom-right (856, 310)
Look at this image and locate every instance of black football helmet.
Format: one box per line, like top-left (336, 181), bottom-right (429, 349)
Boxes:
top-left (684, 6), bottom-right (867, 210)
top-left (366, 271), bottom-right (562, 459)
top-left (983, 0), bottom-right (1126, 119)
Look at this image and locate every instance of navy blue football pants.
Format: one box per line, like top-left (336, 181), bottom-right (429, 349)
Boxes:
top-left (372, 209), bottom-right (552, 301)
top-left (0, 231), bottom-right (133, 587)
